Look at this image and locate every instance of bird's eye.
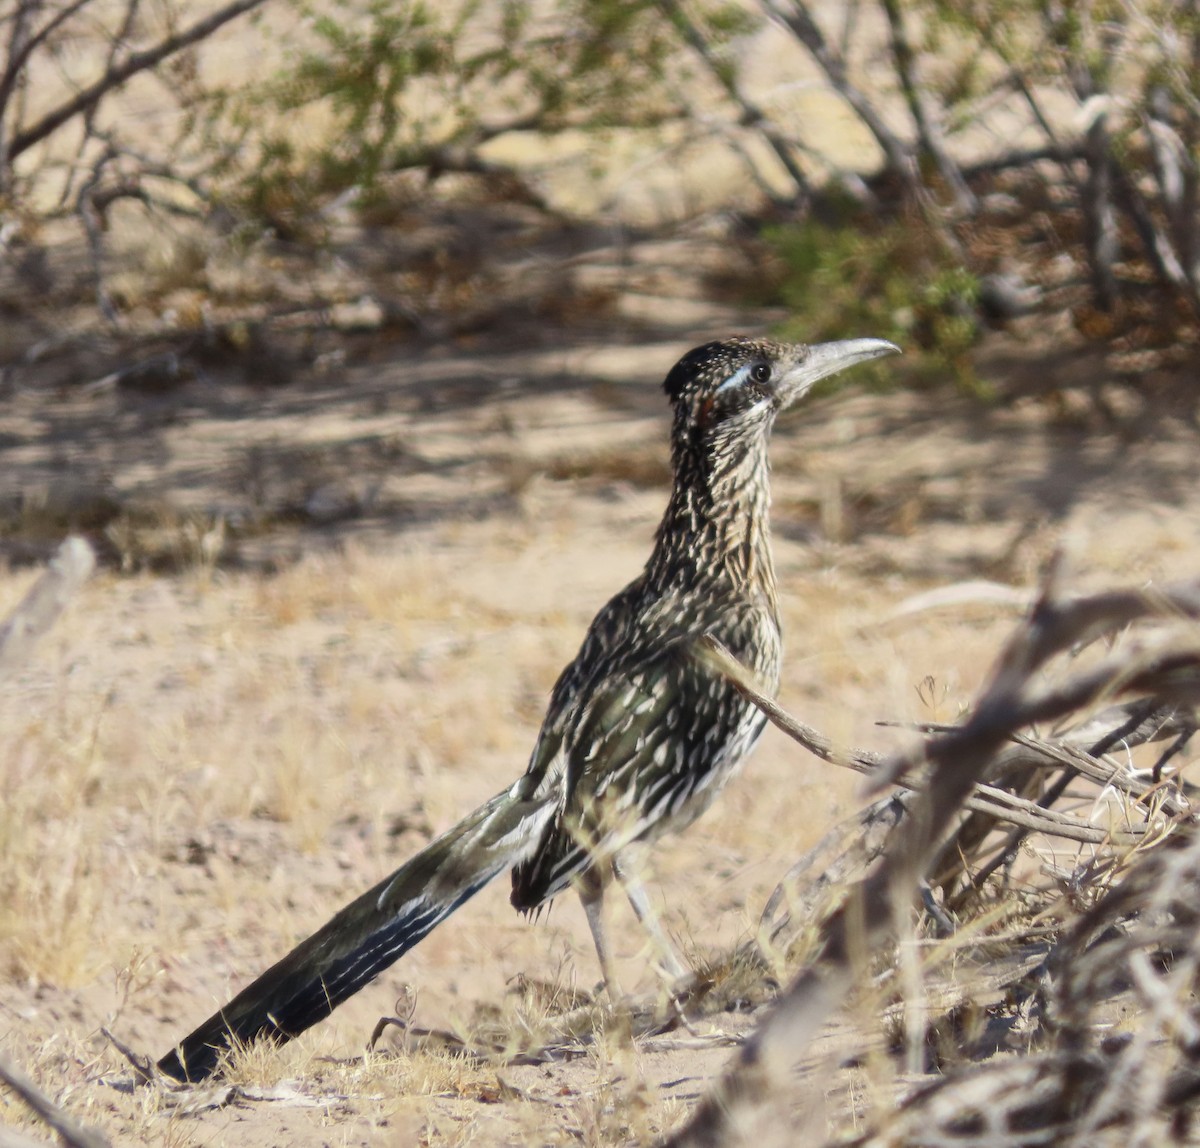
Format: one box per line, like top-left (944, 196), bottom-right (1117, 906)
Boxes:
top-left (751, 363), bottom-right (771, 384)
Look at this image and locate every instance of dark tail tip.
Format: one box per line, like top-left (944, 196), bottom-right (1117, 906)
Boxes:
top-left (157, 1041), bottom-right (221, 1083)
top-left (155, 1009), bottom-right (292, 1083)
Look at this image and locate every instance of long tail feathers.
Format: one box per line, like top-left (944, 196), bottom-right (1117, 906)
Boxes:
top-left (158, 786), bottom-right (555, 1082)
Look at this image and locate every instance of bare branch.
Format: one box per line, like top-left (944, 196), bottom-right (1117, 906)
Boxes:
top-left (872, 577), bottom-right (1200, 793)
top-left (878, 0), bottom-right (975, 213)
top-left (659, 0), bottom-right (811, 205)
top-left (75, 146), bottom-right (121, 326)
top-left (696, 637), bottom-right (1187, 847)
top-left (0, 0), bottom-right (95, 123)
top-left (760, 0), bottom-right (914, 185)
top-left (81, 0), bottom-right (141, 145)
top-left (5, 0), bottom-right (268, 165)
top-left (0, 0), bottom-right (47, 188)
top-left (1080, 107), bottom-right (1119, 308)
top-left (1110, 154), bottom-right (1196, 308)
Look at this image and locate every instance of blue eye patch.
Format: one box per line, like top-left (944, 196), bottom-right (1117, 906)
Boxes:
top-left (715, 364), bottom-right (753, 394)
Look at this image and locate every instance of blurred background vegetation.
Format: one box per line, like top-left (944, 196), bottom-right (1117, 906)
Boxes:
top-left (3, 0), bottom-right (1200, 393)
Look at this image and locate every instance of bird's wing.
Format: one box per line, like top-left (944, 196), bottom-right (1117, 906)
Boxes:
top-left (511, 615), bottom-right (751, 908)
top-left (515, 577), bottom-right (656, 805)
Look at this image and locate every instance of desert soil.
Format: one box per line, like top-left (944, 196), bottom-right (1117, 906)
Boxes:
top-left (3, 229), bottom-right (1200, 1147)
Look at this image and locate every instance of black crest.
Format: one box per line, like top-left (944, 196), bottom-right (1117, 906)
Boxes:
top-left (662, 336), bottom-right (761, 402)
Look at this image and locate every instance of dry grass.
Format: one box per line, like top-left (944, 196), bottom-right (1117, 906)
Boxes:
top-left (8, 3), bottom-right (1200, 1142)
top-left (6, 277), bottom-right (1200, 1146)
top-left (0, 12), bottom-right (1164, 1148)
top-left (0, 512), bottom-right (928, 1143)
top-left (6, 486), bottom-right (1196, 1146)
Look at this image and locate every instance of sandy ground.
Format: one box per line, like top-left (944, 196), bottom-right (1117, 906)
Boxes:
top-left (3, 264), bottom-right (1200, 1147)
top-left (7, 1), bottom-right (1199, 1143)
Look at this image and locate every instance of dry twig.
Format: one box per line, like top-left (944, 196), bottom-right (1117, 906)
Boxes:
top-left (0, 1052), bottom-right (109, 1148)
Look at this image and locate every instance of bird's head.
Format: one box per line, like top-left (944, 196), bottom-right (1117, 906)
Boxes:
top-left (663, 335), bottom-right (900, 453)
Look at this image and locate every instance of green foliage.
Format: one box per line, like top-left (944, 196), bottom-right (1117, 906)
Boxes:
top-left (224, 0), bottom-right (687, 230)
top-left (284, 0), bottom-right (459, 189)
top-left (763, 218), bottom-right (984, 394)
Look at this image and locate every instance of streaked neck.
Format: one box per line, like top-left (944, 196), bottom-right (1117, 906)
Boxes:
top-left (649, 432), bottom-right (776, 602)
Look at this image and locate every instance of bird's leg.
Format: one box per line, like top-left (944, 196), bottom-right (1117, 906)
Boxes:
top-left (613, 850), bottom-right (689, 982)
top-left (576, 861), bottom-right (623, 999)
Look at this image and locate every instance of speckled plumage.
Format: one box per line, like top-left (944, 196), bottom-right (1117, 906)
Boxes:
top-left (159, 334), bottom-right (898, 1082)
top-left (511, 337), bottom-right (796, 910)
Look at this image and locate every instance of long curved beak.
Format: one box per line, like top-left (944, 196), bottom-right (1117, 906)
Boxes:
top-left (776, 338), bottom-right (901, 409)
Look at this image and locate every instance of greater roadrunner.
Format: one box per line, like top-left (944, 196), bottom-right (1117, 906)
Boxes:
top-left (158, 334), bottom-right (898, 1082)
